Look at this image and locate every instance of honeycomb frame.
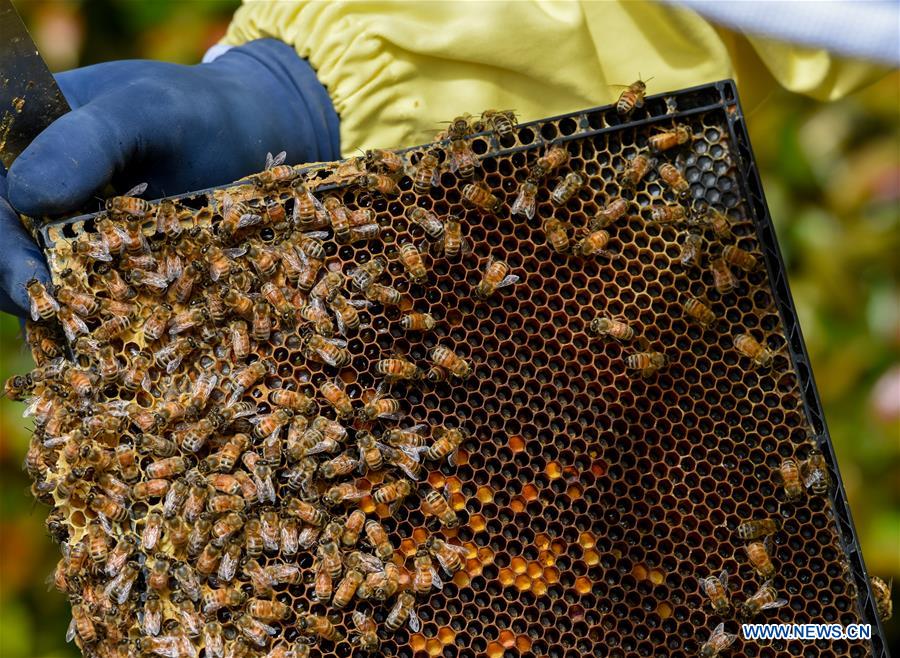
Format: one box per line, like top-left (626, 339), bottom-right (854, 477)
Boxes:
top-left (26, 79), bottom-right (887, 657)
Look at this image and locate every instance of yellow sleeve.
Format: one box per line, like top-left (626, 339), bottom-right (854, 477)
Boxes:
top-left (222, 0), bottom-right (888, 157)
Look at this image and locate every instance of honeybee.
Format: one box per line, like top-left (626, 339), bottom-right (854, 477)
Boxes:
top-left (734, 333), bottom-right (775, 369)
top-left (625, 351), bottom-right (668, 377)
top-left (430, 345), bottom-right (474, 378)
top-left (376, 357), bottom-right (423, 383)
top-left (386, 591), bottom-right (422, 632)
top-left (413, 549), bottom-right (443, 595)
top-left (700, 206), bottom-right (734, 240)
top-left (324, 481), bottom-right (366, 507)
top-left (480, 109), bottom-right (517, 137)
top-left (203, 621), bottom-right (225, 658)
top-left (326, 568), bottom-right (362, 610)
top-left (406, 206), bottom-right (445, 242)
top-left (256, 150), bottom-right (298, 189)
top-left (365, 148), bottom-right (404, 173)
top-left (542, 218), bottom-right (570, 253)
top-left (533, 144), bottom-right (569, 179)
top-left (422, 426), bottom-right (465, 463)
top-left (679, 228), bottom-right (704, 267)
top-left (252, 408), bottom-right (294, 441)
top-left (658, 163), bottom-right (690, 197)
top-left (398, 242), bottom-right (428, 284)
top-left (247, 597), bottom-right (290, 622)
top-left (146, 455), bottom-right (189, 480)
top-left (91, 492), bottom-right (129, 523)
top-left (350, 257), bottom-right (387, 292)
top-left (339, 509), bottom-right (367, 548)
top-left (145, 553), bottom-right (170, 591)
top-left (591, 197), bottom-right (629, 229)
top-left (105, 560), bottom-right (139, 604)
top-left (396, 312), bottom-right (436, 335)
top-left (72, 232), bottom-right (113, 265)
top-left (550, 172), bottom-right (584, 206)
top-left (212, 511), bottom-right (245, 543)
top-left (25, 279), bottom-right (60, 321)
top-left (448, 139), bottom-right (479, 178)
top-left (365, 282), bottom-right (403, 306)
top-left (105, 182), bottom-right (150, 219)
top-left (230, 319), bottom-right (251, 360)
top-left (68, 602), bottom-right (97, 644)
top-left (505, 180), bottom-right (540, 222)
top-left (120, 352), bottom-right (151, 392)
top-left (291, 181), bottom-right (327, 229)
top-left (737, 582), bottom-right (788, 621)
top-left (710, 257), bottom-right (737, 295)
top-left (320, 195), bottom-right (352, 243)
top-left (281, 517), bottom-right (300, 556)
top-left (361, 172), bottom-right (400, 196)
top-left (352, 611), bottom-right (380, 653)
top-left (245, 243), bottom-right (279, 279)
top-left (649, 203), bottom-right (687, 224)
top-left (358, 519), bottom-right (391, 561)
top-left (699, 622), bottom-right (737, 658)
top-left (649, 124), bottom-right (692, 152)
top-left (261, 281), bottom-right (296, 326)
top-left (303, 332), bottom-right (351, 368)
top-left (373, 478), bottom-right (413, 506)
top-left (319, 379), bottom-right (354, 418)
top-left (683, 296), bottom-right (717, 329)
top-left (425, 487), bottom-right (459, 528)
top-left (228, 361), bottom-right (268, 406)
top-left (435, 216), bottom-right (469, 258)
top-left (142, 592), bottom-right (163, 636)
top-left (142, 304), bottom-right (173, 342)
top-left (701, 569), bottom-right (730, 615)
top-left (56, 287), bottom-right (99, 318)
top-left (573, 229), bottom-right (615, 258)
top-left (286, 237), bottom-right (325, 289)
top-left (620, 152), bottom-right (652, 188)
top-left (872, 576), bottom-right (893, 622)
top-left (285, 499), bottom-right (328, 526)
top-left (115, 444), bottom-right (141, 481)
top-left (463, 181), bottom-right (501, 212)
top-left (723, 244), bottom-right (758, 271)
top-left (745, 537), bottom-right (775, 579)
top-left (186, 515), bottom-right (213, 559)
top-left (475, 257), bottom-right (519, 299)
top-left (267, 388), bottom-right (314, 415)
top-left (131, 478), bottom-right (170, 502)
top-left (236, 613), bottom-right (279, 647)
top-left (412, 151), bottom-right (440, 193)
top-left (299, 614), bottom-right (343, 642)
top-left (310, 270), bottom-right (345, 302)
top-left (804, 448), bottom-right (831, 495)
top-left (169, 261), bottom-right (202, 304)
top-left (590, 315), bottom-right (635, 341)
top-left (330, 294), bottom-right (369, 336)
top-left (615, 78), bottom-right (648, 114)
top-left (154, 336), bottom-right (203, 374)
top-left (737, 518), bottom-right (781, 541)
top-left (778, 457), bottom-right (803, 502)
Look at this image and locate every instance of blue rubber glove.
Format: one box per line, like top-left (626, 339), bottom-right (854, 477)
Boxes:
top-left (0, 38), bottom-right (340, 317)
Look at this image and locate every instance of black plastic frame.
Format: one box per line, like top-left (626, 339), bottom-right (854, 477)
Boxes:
top-left (37, 79), bottom-right (888, 656)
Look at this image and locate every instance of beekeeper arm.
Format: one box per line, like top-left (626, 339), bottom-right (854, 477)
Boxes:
top-left (222, 0), bottom-right (894, 156)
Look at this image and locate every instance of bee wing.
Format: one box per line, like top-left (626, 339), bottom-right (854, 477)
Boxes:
top-left (62, 314), bottom-right (90, 342)
top-left (142, 270), bottom-right (170, 291)
top-left (223, 245), bottom-right (248, 260)
top-left (305, 440), bottom-right (337, 456)
top-left (303, 231), bottom-right (330, 240)
top-left (334, 310), bottom-right (348, 337)
top-left (266, 151), bottom-right (287, 170)
top-left (759, 598), bottom-right (788, 611)
top-left (718, 569), bottom-right (729, 588)
top-left (218, 550), bottom-right (239, 582)
top-left (396, 445), bottom-right (422, 462)
top-left (430, 567), bottom-right (444, 591)
top-left (66, 617), bottom-right (76, 643)
top-left (323, 336), bottom-right (349, 348)
top-left (348, 298), bottom-right (372, 309)
top-left (124, 182), bottom-right (148, 197)
top-left (803, 469), bottom-right (821, 490)
top-left (238, 212), bottom-right (263, 230)
top-left (165, 353), bottom-right (185, 375)
top-left (498, 274), bottom-right (520, 289)
top-left (408, 609), bottom-right (422, 633)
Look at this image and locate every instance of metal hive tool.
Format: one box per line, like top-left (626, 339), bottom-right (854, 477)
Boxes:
top-left (11, 80), bottom-right (888, 657)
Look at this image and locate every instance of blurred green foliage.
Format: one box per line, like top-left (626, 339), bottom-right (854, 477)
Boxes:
top-left (0, 2), bottom-right (897, 656)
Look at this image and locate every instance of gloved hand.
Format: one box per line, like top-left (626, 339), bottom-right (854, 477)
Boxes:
top-left (1, 38), bottom-right (340, 317)
top-left (0, 169), bottom-right (50, 315)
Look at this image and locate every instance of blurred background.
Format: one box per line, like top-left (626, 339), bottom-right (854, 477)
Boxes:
top-left (0, 1), bottom-right (897, 656)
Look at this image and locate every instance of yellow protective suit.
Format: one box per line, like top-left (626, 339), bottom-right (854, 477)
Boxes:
top-left (222, 0), bottom-right (885, 157)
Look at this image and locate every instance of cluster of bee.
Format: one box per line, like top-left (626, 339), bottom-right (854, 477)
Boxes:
top-left (7, 88), bottom-right (888, 658)
top-left (5, 133), bottom-right (531, 657)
